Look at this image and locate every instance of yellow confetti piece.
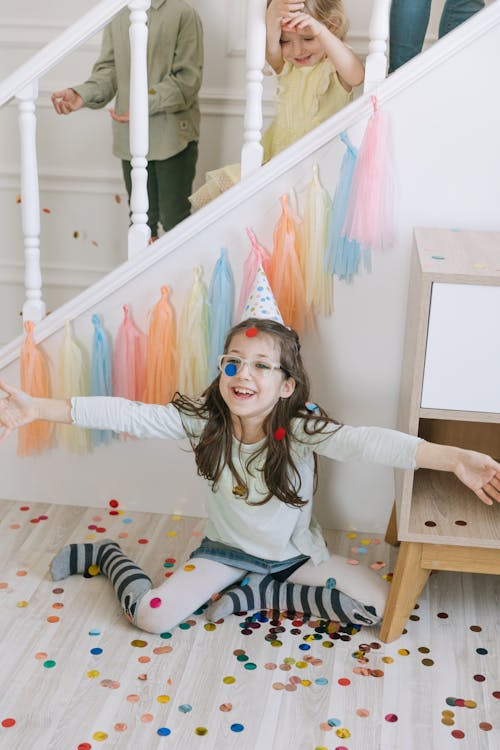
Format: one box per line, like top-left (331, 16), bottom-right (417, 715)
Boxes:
top-left (398, 648), bottom-right (410, 656)
top-left (167, 531), bottom-right (177, 537)
top-left (157, 695), bottom-right (170, 703)
top-left (93, 731), bottom-right (108, 741)
top-left (473, 263), bottom-right (487, 269)
top-left (464, 700), bottom-right (477, 709)
top-left (296, 661), bottom-right (308, 669)
top-left (346, 533), bottom-right (357, 538)
top-left (73, 230), bottom-right (79, 239)
top-left (87, 670), bottom-right (100, 678)
top-left (360, 539), bottom-right (371, 545)
top-left (194, 728), bottom-right (208, 736)
top-left (16, 601), bottom-right (29, 608)
top-left (204, 623), bottom-right (216, 631)
top-left (301, 679), bottom-right (312, 686)
top-left (336, 728), bottom-right (351, 739)
top-left (223, 676), bottom-right (235, 684)
top-left (381, 656), bottom-right (394, 664)
top-left (88, 565), bottom-right (100, 576)
top-left (183, 564), bottom-right (196, 572)
top-left (283, 657), bottom-right (295, 664)
top-left (171, 515), bottom-right (182, 521)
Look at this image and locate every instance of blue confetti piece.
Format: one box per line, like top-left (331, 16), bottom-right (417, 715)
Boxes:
top-left (240, 576), bottom-right (250, 587)
top-left (157, 727), bottom-right (171, 736)
top-left (122, 517), bottom-right (133, 524)
top-left (315, 677), bottom-right (329, 686)
top-left (305, 402), bottom-right (318, 412)
top-left (224, 363), bottom-right (237, 376)
top-left (88, 629), bottom-right (101, 636)
top-left (431, 255), bottom-right (445, 260)
top-left (325, 577), bottom-right (336, 589)
top-left (178, 704), bottom-right (192, 713)
top-left (230, 724), bottom-right (244, 733)
top-left (90, 647), bottom-right (103, 655)
top-left (328, 718), bottom-right (341, 727)
top-left (299, 643), bottom-right (311, 651)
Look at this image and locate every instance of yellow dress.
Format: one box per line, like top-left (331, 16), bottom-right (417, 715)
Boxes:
top-left (190, 58), bottom-right (352, 210)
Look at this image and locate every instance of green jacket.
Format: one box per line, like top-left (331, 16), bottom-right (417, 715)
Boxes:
top-left (74, 0), bottom-right (203, 160)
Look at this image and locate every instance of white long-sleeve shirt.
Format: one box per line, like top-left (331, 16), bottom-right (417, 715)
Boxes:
top-left (71, 397), bottom-right (421, 565)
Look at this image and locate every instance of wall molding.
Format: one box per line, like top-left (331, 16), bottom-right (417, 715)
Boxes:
top-left (0, 167), bottom-right (124, 196)
top-left (0, 18), bottom-right (102, 53)
top-left (0, 259), bottom-right (112, 289)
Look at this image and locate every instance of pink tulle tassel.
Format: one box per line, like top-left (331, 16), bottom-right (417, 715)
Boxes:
top-left (236, 228), bottom-right (272, 319)
top-left (18, 321), bottom-right (53, 456)
top-left (144, 286), bottom-right (178, 404)
top-left (343, 96), bottom-right (394, 252)
top-left (112, 304), bottom-right (146, 400)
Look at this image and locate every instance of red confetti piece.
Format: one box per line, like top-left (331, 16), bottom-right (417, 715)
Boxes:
top-left (42, 208), bottom-right (51, 214)
top-left (91, 240), bottom-right (99, 247)
top-left (451, 730), bottom-right (465, 739)
top-left (385, 714), bottom-right (398, 722)
top-left (109, 510), bottom-right (119, 516)
top-left (138, 538), bottom-right (148, 544)
top-left (150, 597), bottom-right (162, 608)
top-left (274, 427), bottom-right (286, 441)
top-left (20, 506), bottom-right (30, 511)
top-left (96, 527), bottom-right (107, 534)
top-left (114, 194), bottom-right (122, 204)
top-left (1, 718), bottom-right (16, 728)
top-left (338, 678), bottom-right (351, 686)
top-left (109, 499), bottom-right (119, 508)
top-left (16, 195), bottom-right (22, 204)
top-left (245, 327), bottom-right (258, 338)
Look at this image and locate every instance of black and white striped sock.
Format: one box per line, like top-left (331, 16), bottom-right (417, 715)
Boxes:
top-left (205, 573), bottom-right (380, 626)
top-left (50, 539), bottom-right (152, 620)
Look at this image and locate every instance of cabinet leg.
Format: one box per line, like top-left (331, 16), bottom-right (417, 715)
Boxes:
top-left (384, 501), bottom-right (399, 546)
top-left (379, 542), bottom-right (430, 643)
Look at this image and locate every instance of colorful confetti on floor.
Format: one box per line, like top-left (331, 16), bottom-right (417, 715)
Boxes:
top-left (0, 498), bottom-right (498, 749)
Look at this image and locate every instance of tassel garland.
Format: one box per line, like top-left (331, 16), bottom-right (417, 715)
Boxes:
top-left (18, 320), bottom-right (53, 456)
top-left (90, 314), bottom-right (113, 446)
top-left (301, 164), bottom-right (334, 316)
top-left (143, 287), bottom-right (178, 405)
top-left (57, 321), bottom-right (90, 453)
top-left (208, 248), bottom-right (234, 381)
top-left (177, 267), bottom-right (209, 397)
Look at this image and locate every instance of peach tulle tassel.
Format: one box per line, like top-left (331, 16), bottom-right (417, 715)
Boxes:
top-left (58, 321), bottom-right (90, 453)
top-left (268, 194), bottom-right (309, 332)
top-left (177, 266), bottom-right (209, 397)
top-left (112, 304), bottom-right (146, 400)
top-left (143, 286), bottom-right (177, 405)
top-left (343, 96), bottom-right (395, 252)
top-left (18, 321), bottom-right (53, 456)
top-left (301, 164), bottom-right (334, 316)
top-left (236, 228), bottom-right (272, 319)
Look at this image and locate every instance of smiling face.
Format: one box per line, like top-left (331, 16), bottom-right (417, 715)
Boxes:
top-left (280, 29), bottom-right (326, 67)
top-left (218, 331), bottom-right (296, 441)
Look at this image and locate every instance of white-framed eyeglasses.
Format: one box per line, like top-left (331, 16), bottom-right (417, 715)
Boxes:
top-left (218, 354), bottom-right (282, 378)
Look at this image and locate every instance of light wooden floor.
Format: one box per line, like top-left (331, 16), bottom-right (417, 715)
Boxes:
top-left (0, 498), bottom-right (498, 750)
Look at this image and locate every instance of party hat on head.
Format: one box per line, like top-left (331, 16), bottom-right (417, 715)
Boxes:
top-left (241, 264), bottom-right (284, 324)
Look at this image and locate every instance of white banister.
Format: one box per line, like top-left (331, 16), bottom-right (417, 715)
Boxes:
top-left (364, 0), bottom-right (391, 92)
top-left (16, 82), bottom-right (46, 324)
top-left (240, 0), bottom-right (267, 179)
top-left (127, 0), bottom-right (151, 257)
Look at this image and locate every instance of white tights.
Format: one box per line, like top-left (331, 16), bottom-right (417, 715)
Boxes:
top-left (134, 553), bottom-right (388, 634)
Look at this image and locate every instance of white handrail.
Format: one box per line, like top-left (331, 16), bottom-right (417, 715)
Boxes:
top-left (0, 0), bottom-right (129, 108)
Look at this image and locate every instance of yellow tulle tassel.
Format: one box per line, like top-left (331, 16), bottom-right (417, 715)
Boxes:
top-left (143, 286), bottom-right (178, 405)
top-left (57, 321), bottom-right (91, 453)
top-left (18, 321), bottom-right (53, 456)
top-left (301, 164), bottom-right (334, 316)
top-left (177, 266), bottom-right (209, 397)
top-left (268, 194), bottom-right (309, 333)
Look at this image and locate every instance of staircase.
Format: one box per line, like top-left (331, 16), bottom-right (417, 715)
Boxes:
top-left (0, 2), bottom-right (499, 533)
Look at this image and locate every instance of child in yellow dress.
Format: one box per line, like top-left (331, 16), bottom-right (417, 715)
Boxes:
top-left (190, 0), bottom-right (364, 209)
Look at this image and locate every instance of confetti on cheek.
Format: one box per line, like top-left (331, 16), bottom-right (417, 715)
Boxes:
top-left (274, 427), bottom-right (286, 441)
top-left (245, 327), bottom-right (258, 338)
top-left (224, 363), bottom-right (237, 376)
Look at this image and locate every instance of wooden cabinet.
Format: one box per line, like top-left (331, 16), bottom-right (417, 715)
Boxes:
top-left (379, 228), bottom-right (500, 643)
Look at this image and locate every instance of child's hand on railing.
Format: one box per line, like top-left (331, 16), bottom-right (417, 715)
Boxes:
top-left (51, 88), bottom-right (83, 115)
top-left (0, 381), bottom-right (37, 444)
top-left (108, 109), bottom-right (130, 123)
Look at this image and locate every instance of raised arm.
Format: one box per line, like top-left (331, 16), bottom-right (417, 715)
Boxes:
top-left (415, 441), bottom-right (500, 507)
top-left (0, 381), bottom-right (71, 444)
top-left (266, 0), bottom-right (305, 73)
top-left (282, 12), bottom-right (365, 89)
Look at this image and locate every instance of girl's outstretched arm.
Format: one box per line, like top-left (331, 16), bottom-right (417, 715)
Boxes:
top-left (282, 12), bottom-right (365, 89)
top-left (0, 381), bottom-right (71, 443)
top-left (415, 441), bottom-right (500, 506)
top-left (266, 0), bottom-right (305, 73)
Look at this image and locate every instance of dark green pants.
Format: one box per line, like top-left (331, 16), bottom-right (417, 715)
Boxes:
top-left (122, 140), bottom-right (198, 237)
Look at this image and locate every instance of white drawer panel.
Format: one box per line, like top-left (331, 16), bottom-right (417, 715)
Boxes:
top-left (421, 283), bottom-right (500, 412)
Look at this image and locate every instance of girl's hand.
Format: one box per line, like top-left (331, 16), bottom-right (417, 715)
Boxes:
top-left (0, 381), bottom-right (38, 444)
top-left (281, 11), bottom-right (325, 37)
top-left (454, 450), bottom-right (500, 506)
top-left (268, 1), bottom-right (305, 24)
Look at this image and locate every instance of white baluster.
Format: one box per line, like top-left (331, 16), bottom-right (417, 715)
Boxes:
top-left (241, 0), bottom-right (267, 179)
top-left (16, 81), bottom-right (46, 324)
top-left (364, 0), bottom-right (391, 92)
top-left (127, 0), bottom-right (151, 257)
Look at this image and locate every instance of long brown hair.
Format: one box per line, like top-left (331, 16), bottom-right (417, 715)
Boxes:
top-left (172, 318), bottom-right (341, 508)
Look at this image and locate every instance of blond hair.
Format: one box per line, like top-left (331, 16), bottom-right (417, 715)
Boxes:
top-left (303, 0), bottom-right (349, 40)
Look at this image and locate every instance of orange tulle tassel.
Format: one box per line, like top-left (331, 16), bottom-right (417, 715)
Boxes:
top-left (143, 286), bottom-right (177, 404)
top-left (112, 304), bottom-right (146, 400)
top-left (18, 320), bottom-right (53, 456)
top-left (301, 164), bottom-right (334, 316)
top-left (268, 194), bottom-right (309, 332)
top-left (177, 266), bottom-right (209, 397)
top-left (236, 228), bottom-right (272, 319)
top-left (58, 321), bottom-right (91, 453)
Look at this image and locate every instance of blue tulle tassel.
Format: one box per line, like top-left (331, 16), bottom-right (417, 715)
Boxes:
top-left (208, 248), bottom-right (234, 381)
top-left (90, 313), bottom-right (113, 446)
top-left (325, 132), bottom-right (368, 282)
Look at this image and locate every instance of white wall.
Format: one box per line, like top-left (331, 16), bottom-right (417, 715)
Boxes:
top-left (1, 7), bottom-right (499, 534)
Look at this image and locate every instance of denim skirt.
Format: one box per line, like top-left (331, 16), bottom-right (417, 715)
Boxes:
top-left (189, 537), bottom-right (309, 581)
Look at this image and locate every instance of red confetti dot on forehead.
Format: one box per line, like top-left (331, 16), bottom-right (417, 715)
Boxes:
top-left (245, 327), bottom-right (258, 338)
